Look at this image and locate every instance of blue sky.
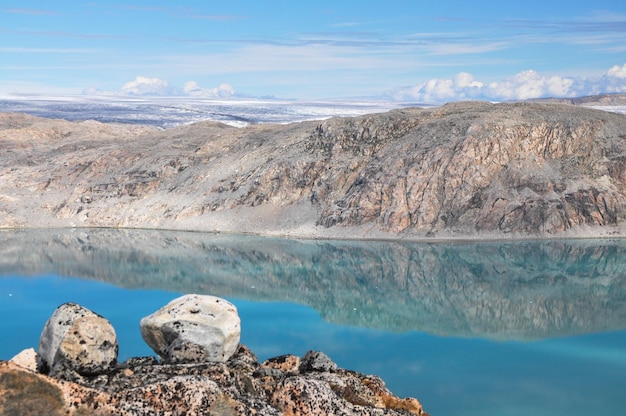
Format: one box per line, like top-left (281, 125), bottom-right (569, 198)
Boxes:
top-left (1, 0), bottom-right (625, 101)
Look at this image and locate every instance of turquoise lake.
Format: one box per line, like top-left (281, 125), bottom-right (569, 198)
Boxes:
top-left (1, 228), bottom-right (625, 415)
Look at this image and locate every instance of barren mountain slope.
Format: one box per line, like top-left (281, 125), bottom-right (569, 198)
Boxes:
top-left (2, 101), bottom-right (626, 239)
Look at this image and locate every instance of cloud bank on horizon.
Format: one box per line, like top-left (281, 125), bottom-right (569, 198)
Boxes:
top-left (87, 76), bottom-right (236, 98)
top-left (387, 64), bottom-right (626, 103)
top-left (95, 64), bottom-right (626, 103)
top-left (1, 1), bottom-right (626, 102)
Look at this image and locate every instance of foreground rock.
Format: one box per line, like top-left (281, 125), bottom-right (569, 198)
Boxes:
top-left (140, 294), bottom-right (241, 363)
top-left (37, 302), bottom-right (118, 378)
top-left (0, 298), bottom-right (427, 415)
top-left (1, 346), bottom-right (426, 415)
top-left (2, 102), bottom-right (626, 239)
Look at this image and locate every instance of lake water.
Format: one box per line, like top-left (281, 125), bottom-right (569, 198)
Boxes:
top-left (1, 228), bottom-right (625, 415)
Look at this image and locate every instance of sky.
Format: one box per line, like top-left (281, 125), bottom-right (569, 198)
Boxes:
top-left (1, 0), bottom-right (626, 102)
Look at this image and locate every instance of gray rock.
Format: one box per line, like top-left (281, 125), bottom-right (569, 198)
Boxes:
top-left (299, 350), bottom-right (338, 373)
top-left (140, 294), bottom-right (241, 363)
top-left (37, 302), bottom-right (118, 376)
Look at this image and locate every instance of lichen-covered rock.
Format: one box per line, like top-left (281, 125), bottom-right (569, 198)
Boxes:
top-left (0, 346), bottom-right (428, 416)
top-left (37, 302), bottom-right (118, 377)
top-left (261, 354), bottom-right (300, 373)
top-left (140, 294), bottom-right (241, 363)
top-left (270, 375), bottom-right (423, 416)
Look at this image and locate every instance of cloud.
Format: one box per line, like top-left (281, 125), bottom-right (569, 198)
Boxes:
top-left (120, 76), bottom-right (174, 96)
top-left (600, 64), bottom-right (626, 93)
top-left (183, 81), bottom-right (235, 97)
top-left (487, 70), bottom-right (577, 101)
top-left (118, 6), bottom-right (168, 12)
top-left (85, 77), bottom-right (236, 98)
top-left (189, 14), bottom-right (245, 21)
top-left (6, 27), bottom-right (130, 40)
top-left (388, 64), bottom-right (626, 103)
top-left (389, 72), bottom-right (484, 102)
top-left (0, 47), bottom-right (96, 53)
top-left (606, 64), bottom-right (626, 79)
top-left (4, 8), bottom-right (58, 16)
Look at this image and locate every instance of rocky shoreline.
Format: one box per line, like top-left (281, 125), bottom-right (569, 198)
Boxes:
top-left (0, 295), bottom-right (427, 416)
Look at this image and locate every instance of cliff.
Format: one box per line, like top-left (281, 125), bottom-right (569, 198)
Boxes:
top-left (2, 101), bottom-right (626, 238)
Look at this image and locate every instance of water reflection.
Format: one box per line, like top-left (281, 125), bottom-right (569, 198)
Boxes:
top-left (2, 228), bottom-right (626, 340)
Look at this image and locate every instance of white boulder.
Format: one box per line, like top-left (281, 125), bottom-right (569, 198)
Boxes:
top-left (37, 303), bottom-right (118, 376)
top-left (140, 294), bottom-right (241, 363)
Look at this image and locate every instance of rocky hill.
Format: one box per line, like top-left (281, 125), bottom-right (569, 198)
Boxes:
top-left (2, 101), bottom-right (626, 239)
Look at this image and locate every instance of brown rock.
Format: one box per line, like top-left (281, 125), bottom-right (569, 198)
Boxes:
top-left (0, 362), bottom-right (66, 416)
top-left (261, 354), bottom-right (300, 373)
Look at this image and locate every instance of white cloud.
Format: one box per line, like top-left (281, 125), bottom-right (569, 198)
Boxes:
top-left (120, 76), bottom-right (173, 96)
top-left (183, 81), bottom-right (235, 98)
top-left (85, 77), bottom-right (236, 98)
top-left (388, 64), bottom-right (626, 102)
top-left (486, 70), bottom-right (577, 101)
top-left (388, 72), bottom-right (484, 102)
top-left (607, 64), bottom-right (626, 78)
top-left (455, 72), bottom-right (483, 89)
top-left (599, 64), bottom-right (626, 94)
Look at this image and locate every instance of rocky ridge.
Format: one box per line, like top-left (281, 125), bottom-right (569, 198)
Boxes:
top-left (2, 101), bottom-right (626, 238)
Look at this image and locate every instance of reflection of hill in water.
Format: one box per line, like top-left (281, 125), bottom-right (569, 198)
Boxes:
top-left (2, 229), bottom-right (626, 340)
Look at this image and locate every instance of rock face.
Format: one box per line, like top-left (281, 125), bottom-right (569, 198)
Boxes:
top-left (37, 303), bottom-right (118, 377)
top-left (2, 102), bottom-right (626, 239)
top-left (140, 294), bottom-right (241, 363)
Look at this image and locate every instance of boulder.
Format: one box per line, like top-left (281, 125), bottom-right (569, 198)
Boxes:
top-left (37, 302), bottom-right (118, 377)
top-left (140, 294), bottom-right (241, 363)
top-left (299, 350), bottom-right (338, 373)
top-left (9, 348), bottom-right (37, 372)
